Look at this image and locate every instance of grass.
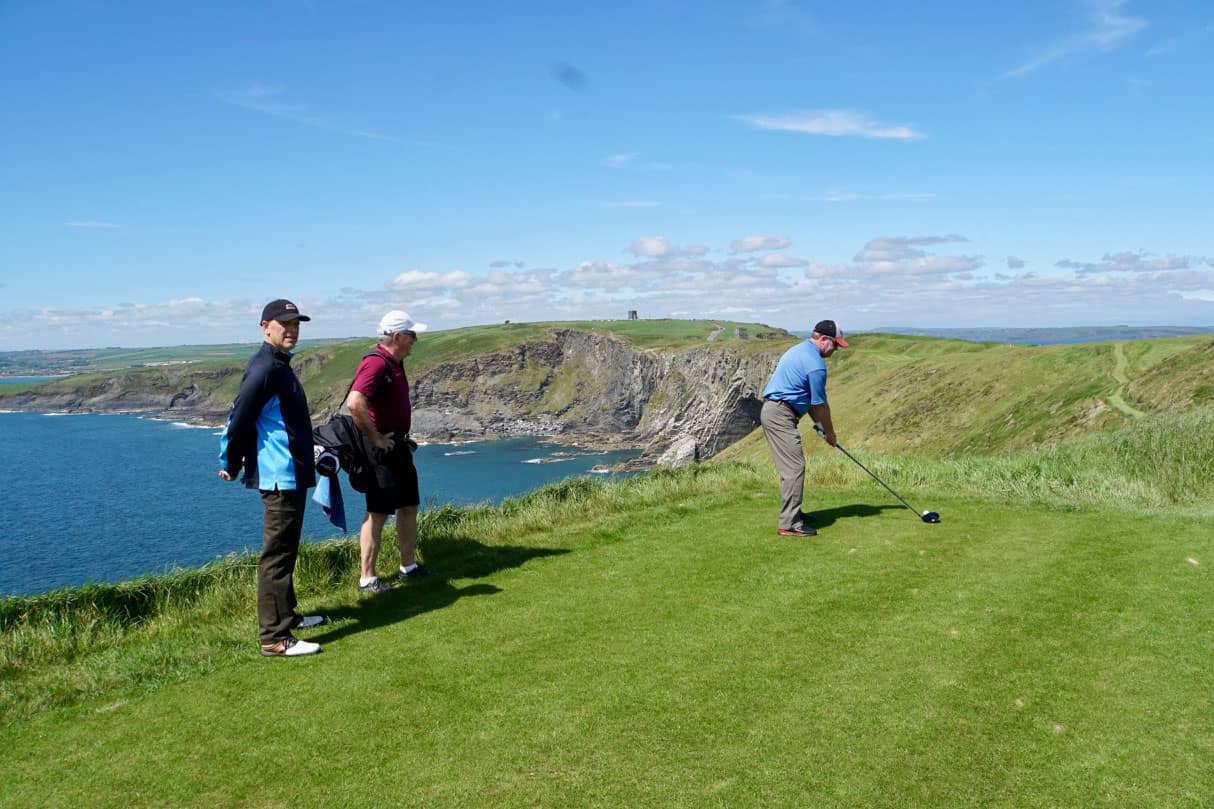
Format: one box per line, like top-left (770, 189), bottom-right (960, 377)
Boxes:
top-left (5, 330), bottom-right (1214, 806)
top-left (2, 456), bottom-right (1212, 807)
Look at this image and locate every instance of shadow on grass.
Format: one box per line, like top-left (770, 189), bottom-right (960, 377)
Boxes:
top-left (808, 502), bottom-right (903, 527)
top-left (309, 534), bottom-right (568, 644)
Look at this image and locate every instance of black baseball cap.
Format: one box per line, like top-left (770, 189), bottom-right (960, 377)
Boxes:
top-left (261, 299), bottom-right (311, 323)
top-left (813, 319), bottom-right (849, 347)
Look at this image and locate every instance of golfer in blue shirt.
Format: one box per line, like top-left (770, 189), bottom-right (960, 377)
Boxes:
top-left (760, 319), bottom-right (848, 537)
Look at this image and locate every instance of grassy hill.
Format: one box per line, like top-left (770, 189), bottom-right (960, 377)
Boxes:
top-left (719, 332), bottom-right (1214, 461)
top-left (0, 339), bottom-right (352, 379)
top-left (3, 327), bottom-right (1214, 807)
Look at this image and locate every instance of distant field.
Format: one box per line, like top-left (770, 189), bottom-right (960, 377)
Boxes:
top-left (870, 325), bottom-right (1214, 343)
top-left (0, 338), bottom-right (353, 377)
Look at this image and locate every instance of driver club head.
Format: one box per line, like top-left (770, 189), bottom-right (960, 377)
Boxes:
top-left (921, 511), bottom-right (941, 524)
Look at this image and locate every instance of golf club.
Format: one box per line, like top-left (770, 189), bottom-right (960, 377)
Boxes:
top-left (813, 423), bottom-right (940, 523)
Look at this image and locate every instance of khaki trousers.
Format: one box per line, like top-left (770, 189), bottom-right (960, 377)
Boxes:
top-left (760, 399), bottom-right (806, 530)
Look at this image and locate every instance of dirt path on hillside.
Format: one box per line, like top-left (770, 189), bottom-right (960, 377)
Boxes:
top-left (1107, 342), bottom-right (1147, 419)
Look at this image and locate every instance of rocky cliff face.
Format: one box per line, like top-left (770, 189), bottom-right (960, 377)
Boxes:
top-left (410, 329), bottom-right (781, 465)
top-left (1, 329), bottom-right (789, 467)
top-left (0, 365), bottom-right (239, 422)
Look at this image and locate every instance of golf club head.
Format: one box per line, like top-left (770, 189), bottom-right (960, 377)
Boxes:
top-left (921, 511), bottom-right (941, 524)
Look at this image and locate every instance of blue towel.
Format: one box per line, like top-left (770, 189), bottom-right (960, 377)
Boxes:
top-left (312, 450), bottom-right (347, 531)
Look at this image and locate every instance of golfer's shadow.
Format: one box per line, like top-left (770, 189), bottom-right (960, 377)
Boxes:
top-left (310, 535), bottom-right (568, 643)
top-left (809, 503), bottom-right (901, 528)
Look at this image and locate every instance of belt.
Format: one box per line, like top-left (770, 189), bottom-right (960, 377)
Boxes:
top-left (764, 397), bottom-right (801, 419)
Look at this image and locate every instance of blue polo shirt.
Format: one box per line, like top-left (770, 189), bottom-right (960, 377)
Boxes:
top-left (761, 340), bottom-right (828, 416)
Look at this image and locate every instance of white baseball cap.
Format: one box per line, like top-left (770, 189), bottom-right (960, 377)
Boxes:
top-left (378, 310), bottom-right (428, 335)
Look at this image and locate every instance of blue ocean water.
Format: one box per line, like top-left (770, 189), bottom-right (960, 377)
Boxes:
top-left (0, 411), bottom-right (637, 596)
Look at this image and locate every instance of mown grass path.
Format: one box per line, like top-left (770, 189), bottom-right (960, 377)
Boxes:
top-left (3, 486), bottom-right (1211, 808)
top-left (1107, 342), bottom-right (1148, 419)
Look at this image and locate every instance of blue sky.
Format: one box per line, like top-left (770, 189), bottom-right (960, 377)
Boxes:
top-left (1, 0), bottom-right (1212, 349)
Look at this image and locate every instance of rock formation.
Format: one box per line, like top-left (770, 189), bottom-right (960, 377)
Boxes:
top-left (1, 327), bottom-right (793, 467)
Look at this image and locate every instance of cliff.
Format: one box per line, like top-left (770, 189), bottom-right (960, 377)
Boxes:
top-left (411, 328), bottom-right (785, 465)
top-left (0, 323), bottom-right (795, 467)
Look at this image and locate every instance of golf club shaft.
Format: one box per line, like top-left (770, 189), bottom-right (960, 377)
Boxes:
top-left (833, 442), bottom-right (921, 517)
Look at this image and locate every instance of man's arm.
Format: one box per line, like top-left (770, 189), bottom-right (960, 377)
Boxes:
top-left (807, 402), bottom-right (836, 446)
top-left (218, 363), bottom-right (273, 480)
top-left (345, 389), bottom-right (394, 451)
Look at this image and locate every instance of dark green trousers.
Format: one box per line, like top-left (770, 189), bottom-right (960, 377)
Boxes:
top-left (258, 488), bottom-right (307, 644)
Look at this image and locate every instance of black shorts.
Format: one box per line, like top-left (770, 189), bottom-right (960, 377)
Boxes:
top-left (365, 442), bottom-right (420, 515)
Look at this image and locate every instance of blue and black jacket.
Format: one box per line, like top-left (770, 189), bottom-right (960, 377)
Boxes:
top-left (219, 342), bottom-right (316, 491)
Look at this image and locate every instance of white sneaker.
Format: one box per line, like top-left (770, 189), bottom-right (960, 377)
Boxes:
top-left (260, 636), bottom-right (321, 657)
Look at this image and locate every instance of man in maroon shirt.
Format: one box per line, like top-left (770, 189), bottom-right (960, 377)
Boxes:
top-left (345, 310), bottom-right (431, 592)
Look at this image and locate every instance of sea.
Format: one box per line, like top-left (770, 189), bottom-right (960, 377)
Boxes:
top-left (0, 399), bottom-right (638, 596)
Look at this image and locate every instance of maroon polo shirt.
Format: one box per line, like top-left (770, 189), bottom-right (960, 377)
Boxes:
top-left (350, 345), bottom-right (411, 434)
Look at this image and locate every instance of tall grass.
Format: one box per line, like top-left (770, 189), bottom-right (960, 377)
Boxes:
top-left (803, 405), bottom-right (1214, 512)
top-left (0, 538), bottom-right (364, 720)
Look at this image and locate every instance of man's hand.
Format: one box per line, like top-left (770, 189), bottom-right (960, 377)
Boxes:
top-left (371, 432), bottom-right (395, 452)
top-left (218, 470), bottom-right (234, 482)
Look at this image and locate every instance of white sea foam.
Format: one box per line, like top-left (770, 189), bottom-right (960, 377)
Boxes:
top-left (443, 450), bottom-right (477, 456)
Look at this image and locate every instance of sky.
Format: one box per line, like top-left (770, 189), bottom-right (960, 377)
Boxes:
top-left (1, 0), bottom-right (1212, 350)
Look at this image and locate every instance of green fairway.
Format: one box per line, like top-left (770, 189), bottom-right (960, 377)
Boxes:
top-left (3, 467), bottom-right (1210, 808)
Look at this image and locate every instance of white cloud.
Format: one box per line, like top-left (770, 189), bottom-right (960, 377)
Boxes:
top-left (1055, 250), bottom-right (1198, 274)
top-left (1003, 0), bottom-right (1148, 78)
top-left (736, 109), bottom-right (922, 140)
top-left (1007, 255), bottom-right (1026, 269)
top-left (730, 235), bottom-right (792, 253)
top-left (215, 83), bottom-right (394, 141)
top-left (630, 237), bottom-right (672, 258)
top-left (853, 235), bottom-right (970, 264)
top-left (628, 237), bottom-right (709, 259)
top-left (6, 237), bottom-right (1213, 351)
top-left (387, 270), bottom-right (476, 289)
top-left (604, 153), bottom-right (638, 168)
top-left (759, 253), bottom-right (809, 268)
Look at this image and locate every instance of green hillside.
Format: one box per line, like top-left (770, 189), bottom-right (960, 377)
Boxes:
top-left (719, 332), bottom-right (1214, 463)
top-left (0, 339), bottom-right (351, 378)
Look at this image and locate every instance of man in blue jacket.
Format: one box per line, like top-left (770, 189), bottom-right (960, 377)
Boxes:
top-left (219, 299), bottom-right (324, 657)
top-left (760, 319), bottom-right (848, 537)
